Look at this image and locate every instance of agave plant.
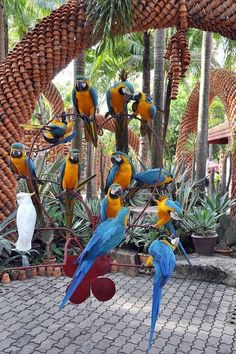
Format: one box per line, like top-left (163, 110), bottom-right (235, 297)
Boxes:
top-left (167, 161), bottom-right (203, 212)
top-left (181, 207), bottom-right (218, 237)
top-left (201, 192), bottom-right (236, 220)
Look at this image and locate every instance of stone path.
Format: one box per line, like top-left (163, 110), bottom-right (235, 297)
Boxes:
top-left (0, 273), bottom-right (236, 354)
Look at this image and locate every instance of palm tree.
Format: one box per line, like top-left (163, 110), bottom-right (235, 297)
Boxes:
top-left (195, 31), bottom-right (213, 190)
top-left (151, 29), bottom-right (166, 168)
top-left (0, 0), bottom-right (5, 62)
top-left (138, 31), bottom-right (151, 170)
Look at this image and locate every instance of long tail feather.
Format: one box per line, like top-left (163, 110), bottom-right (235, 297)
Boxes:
top-left (65, 196), bottom-right (75, 239)
top-left (90, 121), bottom-right (98, 148)
top-left (148, 277), bottom-right (162, 351)
top-left (178, 241), bottom-right (193, 267)
top-left (26, 180), bottom-right (44, 226)
top-left (59, 259), bottom-right (94, 309)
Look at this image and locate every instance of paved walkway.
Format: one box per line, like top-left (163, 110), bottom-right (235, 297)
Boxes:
top-left (0, 273), bottom-right (236, 354)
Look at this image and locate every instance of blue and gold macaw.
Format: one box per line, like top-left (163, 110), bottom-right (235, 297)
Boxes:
top-left (100, 184), bottom-right (123, 221)
top-left (72, 75), bottom-right (98, 147)
top-left (20, 118), bottom-right (76, 146)
top-left (104, 152), bottom-right (135, 195)
top-left (125, 168), bottom-right (173, 200)
top-left (59, 207), bottom-right (129, 309)
top-left (132, 91), bottom-right (157, 142)
top-left (147, 239), bottom-right (176, 350)
top-left (106, 81), bottom-right (134, 152)
top-left (10, 142), bottom-right (44, 224)
top-left (134, 168), bottom-right (173, 187)
top-left (59, 149), bottom-right (81, 239)
top-left (152, 196), bottom-right (192, 266)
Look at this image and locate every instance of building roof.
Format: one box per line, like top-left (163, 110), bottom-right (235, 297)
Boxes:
top-left (208, 121), bottom-right (230, 144)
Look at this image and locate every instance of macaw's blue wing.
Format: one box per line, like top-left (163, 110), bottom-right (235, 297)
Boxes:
top-left (100, 196), bottom-right (108, 222)
top-left (72, 88), bottom-right (79, 114)
top-left (60, 219), bottom-right (118, 309)
top-left (165, 199), bottom-right (183, 215)
top-left (165, 221), bottom-right (176, 236)
top-left (26, 157), bottom-right (37, 179)
top-left (104, 164), bottom-right (120, 194)
top-left (89, 86), bottom-right (98, 111)
top-left (79, 218), bottom-right (113, 264)
top-left (106, 89), bottom-right (111, 113)
top-left (150, 104), bottom-right (157, 120)
top-left (134, 168), bottom-right (165, 185)
top-left (59, 160), bottom-right (66, 190)
top-left (148, 242), bottom-right (176, 351)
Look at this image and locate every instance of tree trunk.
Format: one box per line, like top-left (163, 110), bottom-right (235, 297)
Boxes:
top-left (139, 31), bottom-right (150, 170)
top-left (0, 0), bottom-right (5, 63)
top-left (92, 145), bottom-right (98, 198)
top-left (86, 141), bottom-right (93, 200)
top-left (4, 9), bottom-right (8, 56)
top-left (151, 29), bottom-right (166, 168)
top-left (221, 151), bottom-right (228, 196)
top-left (163, 77), bottom-right (172, 144)
top-left (195, 31), bottom-right (213, 191)
top-left (72, 52), bottom-right (85, 152)
top-left (38, 95), bottom-right (47, 124)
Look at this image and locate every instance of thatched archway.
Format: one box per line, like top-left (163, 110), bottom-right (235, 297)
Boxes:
top-left (0, 0), bottom-right (236, 219)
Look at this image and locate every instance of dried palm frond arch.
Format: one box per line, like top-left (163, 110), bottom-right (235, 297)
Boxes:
top-left (176, 68), bottom-right (236, 199)
top-left (0, 0), bottom-right (236, 219)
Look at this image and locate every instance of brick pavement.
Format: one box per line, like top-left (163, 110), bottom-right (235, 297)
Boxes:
top-left (0, 274), bottom-right (236, 354)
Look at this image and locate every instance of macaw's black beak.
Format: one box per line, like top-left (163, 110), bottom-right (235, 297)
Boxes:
top-left (111, 154), bottom-right (122, 165)
top-left (11, 150), bottom-right (22, 158)
top-left (69, 154), bottom-right (80, 163)
top-left (110, 186), bottom-right (123, 197)
top-left (76, 81), bottom-right (83, 91)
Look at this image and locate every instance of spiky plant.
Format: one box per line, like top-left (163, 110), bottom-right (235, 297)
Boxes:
top-left (181, 207), bottom-right (218, 237)
top-left (201, 192), bottom-right (236, 220)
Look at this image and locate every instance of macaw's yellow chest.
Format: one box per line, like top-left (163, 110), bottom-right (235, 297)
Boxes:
top-left (62, 162), bottom-right (79, 191)
top-left (113, 163), bottom-right (132, 190)
top-left (110, 88), bottom-right (125, 114)
top-left (106, 196), bottom-right (123, 219)
top-left (157, 209), bottom-right (171, 226)
top-left (11, 157), bottom-right (28, 177)
top-left (76, 91), bottom-right (94, 116)
top-left (136, 101), bottom-right (152, 122)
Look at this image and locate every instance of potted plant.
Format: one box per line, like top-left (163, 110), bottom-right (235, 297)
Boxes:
top-left (182, 207), bottom-right (218, 255)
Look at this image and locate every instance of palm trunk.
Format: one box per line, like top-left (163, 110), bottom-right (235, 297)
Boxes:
top-left (92, 146), bottom-right (98, 198)
top-left (139, 31), bottom-right (150, 170)
top-left (163, 77), bottom-right (172, 144)
top-left (4, 9), bottom-right (8, 56)
top-left (151, 29), bottom-right (166, 168)
top-left (86, 141), bottom-right (93, 200)
top-left (38, 95), bottom-right (47, 124)
top-left (195, 32), bottom-right (213, 191)
top-left (0, 0), bottom-right (5, 63)
top-left (72, 52), bottom-right (85, 152)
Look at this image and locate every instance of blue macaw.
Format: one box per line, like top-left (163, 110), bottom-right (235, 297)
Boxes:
top-left (148, 240), bottom-right (176, 350)
top-left (125, 168), bottom-right (173, 201)
top-left (72, 75), bottom-right (98, 147)
top-left (59, 149), bottom-right (81, 239)
top-left (59, 207), bottom-right (129, 309)
top-left (104, 151), bottom-right (135, 194)
top-left (134, 168), bottom-right (173, 187)
top-left (152, 196), bottom-right (192, 267)
top-left (100, 184), bottom-right (123, 221)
